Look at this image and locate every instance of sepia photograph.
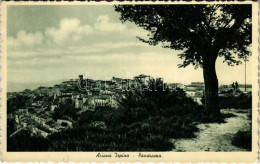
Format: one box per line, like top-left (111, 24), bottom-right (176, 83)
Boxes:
top-left (1, 1), bottom-right (258, 162)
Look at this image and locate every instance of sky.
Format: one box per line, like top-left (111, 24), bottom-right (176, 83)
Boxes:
top-left (7, 5), bottom-right (252, 91)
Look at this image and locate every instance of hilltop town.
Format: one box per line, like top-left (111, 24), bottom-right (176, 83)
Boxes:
top-left (7, 74), bottom-right (252, 139)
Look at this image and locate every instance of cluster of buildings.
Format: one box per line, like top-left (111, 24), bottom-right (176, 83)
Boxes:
top-left (7, 74), bottom-right (152, 138)
top-left (10, 108), bottom-right (62, 138)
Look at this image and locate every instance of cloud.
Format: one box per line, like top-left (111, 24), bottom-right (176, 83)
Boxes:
top-left (8, 15), bottom-right (148, 50)
top-left (7, 31), bottom-right (43, 49)
top-left (45, 18), bottom-right (93, 44)
top-left (7, 15), bottom-right (153, 68)
top-left (94, 15), bottom-right (126, 32)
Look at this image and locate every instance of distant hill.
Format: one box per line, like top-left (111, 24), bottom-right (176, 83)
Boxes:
top-left (7, 79), bottom-right (67, 92)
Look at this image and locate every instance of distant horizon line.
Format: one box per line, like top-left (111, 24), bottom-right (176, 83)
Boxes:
top-left (7, 79), bottom-right (252, 85)
top-left (7, 74), bottom-right (252, 85)
top-left (7, 76), bottom-right (252, 93)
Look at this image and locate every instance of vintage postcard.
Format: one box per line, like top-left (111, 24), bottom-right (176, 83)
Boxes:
top-left (0, 1), bottom-right (258, 163)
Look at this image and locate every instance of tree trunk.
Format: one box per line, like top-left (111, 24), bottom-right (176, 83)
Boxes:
top-left (202, 57), bottom-right (221, 118)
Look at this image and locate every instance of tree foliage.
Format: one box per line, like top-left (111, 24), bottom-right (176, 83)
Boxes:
top-left (115, 5), bottom-right (252, 68)
top-left (53, 99), bottom-right (76, 120)
top-left (117, 78), bottom-right (191, 116)
top-left (7, 95), bottom-right (31, 114)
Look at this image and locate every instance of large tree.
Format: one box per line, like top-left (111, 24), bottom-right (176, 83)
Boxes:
top-left (115, 4), bottom-right (252, 117)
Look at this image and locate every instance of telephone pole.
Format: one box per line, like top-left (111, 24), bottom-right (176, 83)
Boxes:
top-left (244, 58), bottom-right (247, 92)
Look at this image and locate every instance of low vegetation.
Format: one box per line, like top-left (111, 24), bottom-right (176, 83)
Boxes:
top-left (219, 91), bottom-right (252, 109)
top-left (231, 108), bottom-right (252, 151)
top-left (202, 90), bottom-right (252, 110)
top-left (232, 130), bottom-right (252, 151)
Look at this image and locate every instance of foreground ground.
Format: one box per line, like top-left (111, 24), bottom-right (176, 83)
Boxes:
top-left (172, 108), bottom-right (251, 152)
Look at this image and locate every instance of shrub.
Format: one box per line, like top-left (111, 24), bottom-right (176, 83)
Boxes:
top-left (232, 130), bottom-right (252, 151)
top-left (7, 130), bottom-right (49, 151)
top-left (202, 92), bottom-right (252, 109)
top-left (219, 93), bottom-right (251, 109)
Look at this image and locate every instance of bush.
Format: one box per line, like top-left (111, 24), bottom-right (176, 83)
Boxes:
top-left (202, 92), bottom-right (252, 109)
top-left (7, 130), bottom-right (49, 151)
top-left (219, 92), bottom-right (251, 109)
top-left (232, 130), bottom-right (252, 151)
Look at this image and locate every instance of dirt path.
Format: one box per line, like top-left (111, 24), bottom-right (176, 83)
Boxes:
top-left (172, 109), bottom-right (251, 152)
